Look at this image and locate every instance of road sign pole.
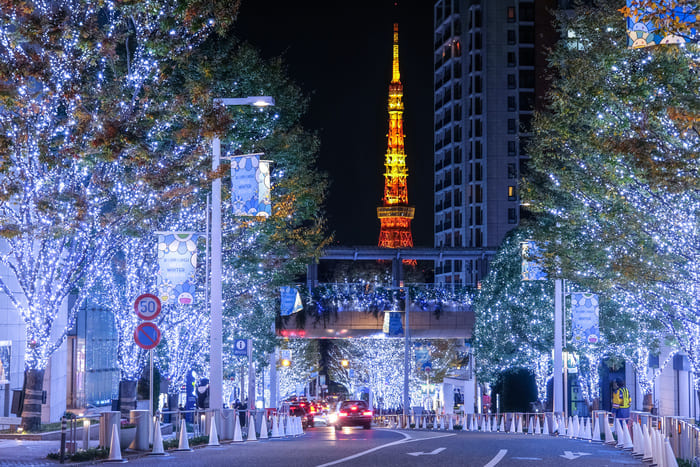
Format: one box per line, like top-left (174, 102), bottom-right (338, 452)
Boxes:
top-left (247, 339), bottom-right (254, 420)
top-left (149, 348), bottom-right (153, 444)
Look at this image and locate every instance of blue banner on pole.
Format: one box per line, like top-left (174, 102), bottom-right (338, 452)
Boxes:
top-left (521, 241), bottom-right (547, 281)
top-left (382, 311), bottom-right (403, 336)
top-left (156, 233), bottom-right (199, 305)
top-left (626, 0), bottom-right (697, 48)
top-left (280, 286), bottom-right (303, 316)
top-left (571, 292), bottom-right (600, 344)
top-left (231, 155), bottom-right (271, 217)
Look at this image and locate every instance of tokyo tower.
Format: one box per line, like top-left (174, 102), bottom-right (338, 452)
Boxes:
top-left (377, 23), bottom-right (415, 249)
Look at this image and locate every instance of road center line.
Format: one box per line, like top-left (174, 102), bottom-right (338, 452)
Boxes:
top-left (484, 449), bottom-right (508, 467)
top-left (315, 430), bottom-right (412, 467)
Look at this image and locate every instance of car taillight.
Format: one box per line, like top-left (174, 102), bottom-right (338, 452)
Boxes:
top-left (339, 411), bottom-right (348, 417)
top-left (351, 406), bottom-right (357, 411)
top-left (363, 411), bottom-right (373, 416)
top-left (310, 407), bottom-right (316, 413)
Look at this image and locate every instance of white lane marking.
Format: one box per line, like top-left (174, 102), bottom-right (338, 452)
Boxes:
top-left (407, 447), bottom-right (446, 456)
top-left (484, 449), bottom-right (508, 467)
top-left (561, 451), bottom-right (591, 460)
top-left (401, 433), bottom-right (456, 443)
top-left (512, 457), bottom-right (542, 460)
top-left (315, 430), bottom-right (412, 467)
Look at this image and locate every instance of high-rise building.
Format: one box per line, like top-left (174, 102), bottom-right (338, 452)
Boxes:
top-left (433, 0), bottom-right (558, 286)
top-left (378, 23), bottom-right (415, 250)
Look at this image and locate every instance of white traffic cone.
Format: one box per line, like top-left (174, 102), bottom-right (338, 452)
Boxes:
top-left (208, 417), bottom-right (221, 447)
top-left (175, 418), bottom-right (193, 451)
top-left (622, 420), bottom-right (634, 450)
top-left (471, 415), bottom-right (477, 431)
top-left (551, 415), bottom-right (559, 435)
top-left (247, 414), bottom-right (257, 441)
top-left (604, 416), bottom-right (616, 444)
top-left (653, 429), bottom-right (664, 467)
top-left (566, 416), bottom-right (573, 438)
top-left (542, 415), bottom-right (549, 435)
top-left (592, 415), bottom-right (602, 442)
top-left (271, 415), bottom-right (280, 438)
top-left (462, 415), bottom-right (468, 431)
top-left (509, 416), bottom-right (515, 433)
top-left (631, 422), bottom-right (643, 457)
top-left (584, 417), bottom-right (592, 441)
top-left (642, 424), bottom-right (653, 463)
top-left (149, 418), bottom-right (167, 456)
top-left (664, 436), bottom-right (679, 467)
top-left (573, 416), bottom-right (580, 438)
top-left (616, 420), bottom-right (626, 448)
top-left (534, 416), bottom-right (540, 435)
top-left (499, 416), bottom-right (505, 432)
top-left (233, 414), bottom-right (244, 442)
top-left (516, 415), bottom-right (522, 434)
top-left (259, 413), bottom-right (268, 440)
top-left (527, 416), bottom-right (533, 434)
top-left (448, 415), bottom-right (454, 431)
top-left (298, 416), bottom-right (305, 435)
top-left (104, 425), bottom-right (127, 463)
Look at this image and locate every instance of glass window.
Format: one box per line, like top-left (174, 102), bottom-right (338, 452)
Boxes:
top-left (507, 52), bottom-right (516, 67)
top-left (519, 3), bottom-right (535, 21)
top-left (519, 26), bottom-right (535, 44)
top-left (508, 140), bottom-right (516, 156)
top-left (508, 185), bottom-right (517, 200)
top-left (507, 6), bottom-right (516, 22)
top-left (508, 118), bottom-right (517, 134)
top-left (508, 96), bottom-right (516, 112)
top-left (508, 207), bottom-right (517, 224)
top-left (507, 30), bottom-right (516, 45)
top-left (519, 48), bottom-right (535, 66)
top-left (519, 70), bottom-right (535, 88)
top-left (508, 163), bottom-right (517, 179)
top-left (507, 74), bottom-right (516, 89)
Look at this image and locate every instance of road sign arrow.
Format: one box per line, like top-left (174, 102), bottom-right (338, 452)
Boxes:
top-left (407, 447), bottom-right (446, 457)
top-left (560, 451), bottom-right (591, 460)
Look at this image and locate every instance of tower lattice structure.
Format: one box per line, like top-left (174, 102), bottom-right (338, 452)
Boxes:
top-left (377, 23), bottom-right (415, 249)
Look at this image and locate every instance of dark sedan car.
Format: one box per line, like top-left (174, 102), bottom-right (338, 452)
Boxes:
top-left (289, 403), bottom-right (314, 428)
top-left (333, 400), bottom-right (372, 429)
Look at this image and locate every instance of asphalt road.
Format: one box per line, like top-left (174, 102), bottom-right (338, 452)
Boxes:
top-left (125, 425), bottom-right (644, 467)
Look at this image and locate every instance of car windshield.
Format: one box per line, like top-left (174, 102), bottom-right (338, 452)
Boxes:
top-left (340, 401), bottom-right (367, 411)
top-left (290, 406), bottom-right (305, 415)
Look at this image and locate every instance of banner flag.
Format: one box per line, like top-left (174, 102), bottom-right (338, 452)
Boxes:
top-left (414, 344), bottom-right (429, 366)
top-left (156, 233), bottom-right (199, 305)
top-left (571, 292), bottom-right (600, 344)
top-left (521, 241), bottom-right (547, 281)
top-left (382, 311), bottom-right (404, 336)
top-left (626, 0), bottom-right (698, 48)
top-left (231, 154), bottom-right (271, 217)
top-left (280, 286), bottom-right (303, 316)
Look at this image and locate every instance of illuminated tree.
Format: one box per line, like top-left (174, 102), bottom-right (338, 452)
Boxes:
top-left (524, 1), bottom-right (700, 401)
top-left (472, 229), bottom-right (554, 398)
top-left (0, 0), bottom-right (246, 430)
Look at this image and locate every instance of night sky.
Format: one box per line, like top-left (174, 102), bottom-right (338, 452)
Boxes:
top-left (234, 1), bottom-right (435, 247)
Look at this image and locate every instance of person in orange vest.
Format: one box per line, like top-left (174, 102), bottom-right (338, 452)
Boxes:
top-left (612, 379), bottom-right (631, 418)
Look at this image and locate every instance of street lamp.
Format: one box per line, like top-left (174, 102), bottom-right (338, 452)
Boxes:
top-left (210, 96), bottom-right (275, 413)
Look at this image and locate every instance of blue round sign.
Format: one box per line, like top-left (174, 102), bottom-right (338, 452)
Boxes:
top-left (134, 322), bottom-right (161, 350)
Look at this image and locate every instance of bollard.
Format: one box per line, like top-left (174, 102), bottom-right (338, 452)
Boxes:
top-left (60, 417), bottom-right (66, 464)
top-left (129, 409), bottom-right (149, 450)
top-left (82, 418), bottom-right (90, 451)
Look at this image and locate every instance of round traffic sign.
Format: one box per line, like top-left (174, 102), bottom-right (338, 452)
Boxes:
top-left (134, 293), bottom-right (161, 321)
top-left (134, 322), bottom-right (161, 350)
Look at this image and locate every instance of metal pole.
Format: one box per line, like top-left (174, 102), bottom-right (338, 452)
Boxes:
top-left (247, 339), bottom-right (255, 420)
top-left (554, 279), bottom-right (564, 414)
top-left (211, 135), bottom-right (223, 412)
top-left (403, 286), bottom-right (410, 419)
top-left (149, 348), bottom-right (154, 444)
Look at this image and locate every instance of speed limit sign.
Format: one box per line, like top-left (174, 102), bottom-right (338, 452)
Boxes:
top-left (134, 294), bottom-right (161, 321)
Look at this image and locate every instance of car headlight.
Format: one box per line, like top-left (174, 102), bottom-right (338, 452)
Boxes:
top-left (328, 413), bottom-right (337, 423)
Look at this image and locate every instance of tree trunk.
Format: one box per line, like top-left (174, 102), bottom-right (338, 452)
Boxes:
top-left (20, 369), bottom-right (44, 432)
top-left (643, 392), bottom-right (654, 413)
top-left (119, 380), bottom-right (138, 418)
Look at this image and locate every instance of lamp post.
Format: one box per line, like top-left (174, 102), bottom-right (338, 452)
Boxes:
top-left (210, 96), bottom-right (274, 413)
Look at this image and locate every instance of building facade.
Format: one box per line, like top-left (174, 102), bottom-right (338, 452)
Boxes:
top-left (433, 0), bottom-right (558, 286)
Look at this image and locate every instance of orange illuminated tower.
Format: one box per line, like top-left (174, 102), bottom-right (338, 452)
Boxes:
top-left (378, 23), bottom-right (414, 249)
